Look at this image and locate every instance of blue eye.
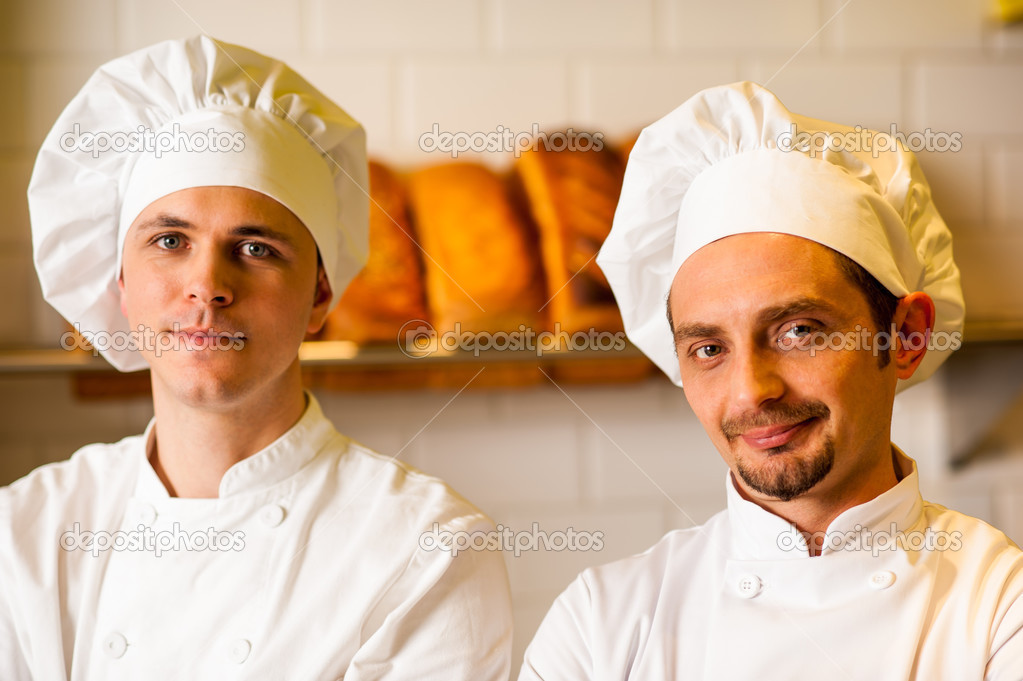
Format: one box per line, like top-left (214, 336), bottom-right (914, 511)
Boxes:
top-left (156, 234), bottom-right (182, 249)
top-left (244, 243), bottom-right (270, 258)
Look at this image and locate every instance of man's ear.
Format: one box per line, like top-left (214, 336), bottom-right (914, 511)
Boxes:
top-left (306, 265), bottom-right (333, 336)
top-left (892, 291), bottom-right (936, 381)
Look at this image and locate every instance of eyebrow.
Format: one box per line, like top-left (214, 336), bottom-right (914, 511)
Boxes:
top-left (133, 214), bottom-right (297, 247)
top-left (671, 296), bottom-right (839, 346)
top-left (133, 214), bottom-right (192, 233)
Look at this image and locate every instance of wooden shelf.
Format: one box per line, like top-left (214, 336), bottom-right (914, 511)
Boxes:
top-left (0, 319), bottom-right (1019, 396)
top-left (0, 341), bottom-right (656, 396)
top-left (0, 340), bottom-right (651, 372)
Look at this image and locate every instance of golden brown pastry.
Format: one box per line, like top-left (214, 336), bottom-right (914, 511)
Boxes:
top-left (407, 163), bottom-right (547, 335)
top-left (321, 160), bottom-right (429, 344)
top-left (515, 139), bottom-right (627, 333)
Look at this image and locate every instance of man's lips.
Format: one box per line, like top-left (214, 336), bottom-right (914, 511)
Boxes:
top-left (740, 418), bottom-right (817, 450)
top-left (171, 327), bottom-right (247, 345)
top-left (174, 327), bottom-right (244, 338)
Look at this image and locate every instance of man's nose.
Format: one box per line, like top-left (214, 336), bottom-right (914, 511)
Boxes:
top-left (185, 250), bottom-right (234, 307)
top-left (729, 344), bottom-right (785, 410)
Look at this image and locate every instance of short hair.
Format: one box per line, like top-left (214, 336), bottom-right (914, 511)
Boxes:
top-left (832, 251), bottom-right (899, 367)
top-left (665, 247), bottom-right (899, 367)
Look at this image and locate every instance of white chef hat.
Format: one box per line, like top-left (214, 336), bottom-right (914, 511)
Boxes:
top-left (597, 81), bottom-right (964, 391)
top-left (29, 35), bottom-right (369, 372)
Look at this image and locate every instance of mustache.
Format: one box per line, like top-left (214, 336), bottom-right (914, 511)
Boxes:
top-left (721, 401), bottom-right (831, 441)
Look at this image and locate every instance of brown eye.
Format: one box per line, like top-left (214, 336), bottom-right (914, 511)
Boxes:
top-left (695, 344), bottom-right (722, 359)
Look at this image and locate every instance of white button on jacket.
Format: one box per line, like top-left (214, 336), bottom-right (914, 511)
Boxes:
top-left (519, 451), bottom-right (1023, 680)
top-left (0, 394), bottom-right (513, 680)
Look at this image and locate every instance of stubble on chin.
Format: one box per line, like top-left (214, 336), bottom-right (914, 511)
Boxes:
top-left (734, 436), bottom-right (835, 502)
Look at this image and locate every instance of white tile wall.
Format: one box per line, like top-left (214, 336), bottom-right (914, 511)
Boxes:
top-left (491, 0), bottom-right (655, 53)
top-left (583, 410), bottom-right (725, 503)
top-left (3, 2), bottom-right (1023, 678)
top-left (994, 488), bottom-right (1023, 546)
top-left (0, 252), bottom-right (33, 346)
top-left (987, 145), bottom-right (1023, 226)
top-left (746, 59), bottom-right (902, 130)
top-left (991, 21), bottom-right (1023, 53)
top-left (0, 155), bottom-right (33, 246)
top-left (0, 61), bottom-right (28, 151)
top-left (399, 57), bottom-right (570, 165)
top-left (576, 58), bottom-right (739, 133)
top-left (664, 0), bottom-right (822, 53)
top-left (913, 61), bottom-right (1023, 137)
top-left (916, 147), bottom-right (986, 227)
top-left (954, 232), bottom-right (1023, 320)
top-left (822, 0), bottom-right (986, 53)
top-left (4, 0), bottom-right (118, 55)
top-left (283, 57), bottom-right (397, 155)
top-left (308, 0), bottom-right (482, 54)
top-left (412, 419), bottom-right (582, 508)
top-left (26, 58), bottom-right (107, 149)
top-left (119, 0), bottom-right (304, 55)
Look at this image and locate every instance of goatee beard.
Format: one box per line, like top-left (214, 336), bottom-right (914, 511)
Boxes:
top-left (723, 401), bottom-right (833, 502)
top-left (734, 435), bottom-right (835, 501)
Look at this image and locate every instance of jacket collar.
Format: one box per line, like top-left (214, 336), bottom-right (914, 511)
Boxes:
top-left (135, 392), bottom-right (338, 500)
top-left (725, 446), bottom-right (923, 560)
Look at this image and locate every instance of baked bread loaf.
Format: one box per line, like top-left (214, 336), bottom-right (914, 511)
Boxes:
top-left (618, 133), bottom-right (640, 163)
top-left (408, 163), bottom-right (547, 335)
top-left (515, 140), bottom-right (626, 333)
top-left (321, 161), bottom-right (429, 344)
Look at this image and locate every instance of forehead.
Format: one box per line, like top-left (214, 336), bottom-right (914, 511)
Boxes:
top-left (127, 186), bottom-right (311, 239)
top-left (670, 232), bottom-right (851, 318)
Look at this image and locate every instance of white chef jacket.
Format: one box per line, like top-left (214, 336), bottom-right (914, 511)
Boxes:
top-left (519, 449), bottom-right (1023, 681)
top-left (0, 394), bottom-right (512, 680)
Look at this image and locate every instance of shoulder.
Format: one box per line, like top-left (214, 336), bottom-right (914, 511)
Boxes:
top-left (519, 512), bottom-right (728, 679)
top-left (548, 509), bottom-right (729, 624)
top-left (0, 434), bottom-right (142, 577)
top-left (919, 500), bottom-right (1023, 598)
top-left (1, 435), bottom-right (141, 523)
top-left (920, 502), bottom-right (1023, 666)
top-left (317, 437), bottom-right (495, 533)
top-left (920, 500), bottom-right (1022, 561)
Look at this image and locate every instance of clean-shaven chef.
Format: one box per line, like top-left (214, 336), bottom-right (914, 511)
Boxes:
top-left (519, 82), bottom-right (1023, 680)
top-left (0, 35), bottom-right (511, 680)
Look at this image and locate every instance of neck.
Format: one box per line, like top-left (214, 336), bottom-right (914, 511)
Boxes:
top-left (147, 363), bottom-right (308, 498)
top-left (734, 446), bottom-right (900, 557)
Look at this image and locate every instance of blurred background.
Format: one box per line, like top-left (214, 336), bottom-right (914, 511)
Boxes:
top-left (2, 0), bottom-right (1023, 673)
